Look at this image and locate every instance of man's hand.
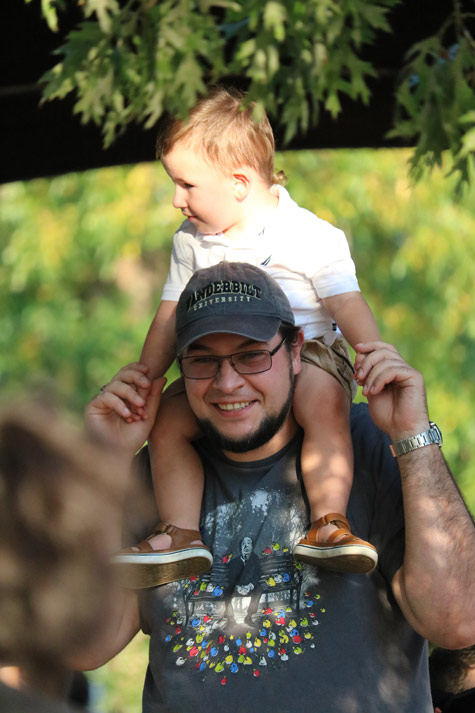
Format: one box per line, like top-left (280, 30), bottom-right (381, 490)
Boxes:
top-left (85, 363), bottom-right (166, 457)
top-left (354, 342), bottom-right (430, 441)
top-left (355, 343), bottom-right (475, 649)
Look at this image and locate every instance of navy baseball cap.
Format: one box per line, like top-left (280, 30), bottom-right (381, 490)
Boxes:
top-left (175, 262), bottom-right (295, 354)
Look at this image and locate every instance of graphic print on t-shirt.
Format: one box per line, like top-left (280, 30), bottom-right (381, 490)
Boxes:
top-left (159, 485), bottom-right (326, 685)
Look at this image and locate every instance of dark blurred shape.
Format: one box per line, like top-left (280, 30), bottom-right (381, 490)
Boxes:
top-left (430, 645), bottom-right (475, 713)
top-left (0, 401), bottom-right (136, 710)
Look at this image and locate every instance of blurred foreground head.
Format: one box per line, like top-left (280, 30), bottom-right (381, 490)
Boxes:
top-left (0, 403), bottom-right (134, 693)
top-left (430, 645), bottom-right (475, 695)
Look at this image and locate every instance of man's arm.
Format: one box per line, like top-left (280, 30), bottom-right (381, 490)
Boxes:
top-left (355, 342), bottom-right (475, 649)
top-left (74, 365), bottom-right (166, 668)
top-left (70, 590), bottom-right (141, 671)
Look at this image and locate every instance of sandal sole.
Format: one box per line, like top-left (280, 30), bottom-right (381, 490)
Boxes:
top-left (294, 543), bottom-right (377, 574)
top-left (112, 548), bottom-right (213, 589)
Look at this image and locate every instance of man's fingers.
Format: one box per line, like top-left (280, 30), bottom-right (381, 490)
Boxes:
top-left (140, 377), bottom-right (167, 420)
top-left (99, 363), bottom-right (152, 410)
top-left (113, 363), bottom-right (151, 389)
top-left (354, 342), bottom-right (399, 375)
top-left (361, 358), bottom-right (415, 395)
top-left (355, 341), bottom-right (399, 354)
top-left (92, 390), bottom-right (137, 420)
top-left (103, 380), bottom-right (147, 408)
top-left (355, 344), bottom-right (403, 384)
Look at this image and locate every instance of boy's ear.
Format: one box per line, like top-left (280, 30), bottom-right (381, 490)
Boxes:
top-left (232, 171), bottom-right (251, 201)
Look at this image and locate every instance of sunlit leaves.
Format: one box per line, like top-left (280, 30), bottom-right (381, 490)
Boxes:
top-left (32, 2), bottom-right (475, 192)
top-left (0, 165), bottom-right (177, 409)
top-left (225, 0), bottom-right (394, 138)
top-left (38, 0), bottom-right (399, 147)
top-left (41, 0), bottom-right (225, 145)
top-left (389, 17), bottom-right (475, 198)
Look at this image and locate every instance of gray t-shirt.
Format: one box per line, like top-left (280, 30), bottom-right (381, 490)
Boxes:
top-left (139, 404), bottom-right (432, 712)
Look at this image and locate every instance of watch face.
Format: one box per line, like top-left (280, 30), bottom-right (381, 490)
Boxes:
top-left (429, 422), bottom-right (443, 446)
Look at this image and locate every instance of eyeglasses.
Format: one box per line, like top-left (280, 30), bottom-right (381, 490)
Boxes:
top-left (179, 338), bottom-right (287, 380)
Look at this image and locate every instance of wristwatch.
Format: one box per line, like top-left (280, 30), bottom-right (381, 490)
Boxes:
top-left (389, 421), bottom-right (443, 457)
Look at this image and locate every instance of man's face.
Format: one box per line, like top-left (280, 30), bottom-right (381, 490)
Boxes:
top-left (183, 331), bottom-right (303, 461)
top-left (161, 140), bottom-right (244, 237)
top-left (241, 537), bottom-right (253, 560)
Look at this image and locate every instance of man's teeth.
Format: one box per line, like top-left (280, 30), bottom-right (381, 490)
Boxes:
top-left (218, 402), bottom-right (250, 411)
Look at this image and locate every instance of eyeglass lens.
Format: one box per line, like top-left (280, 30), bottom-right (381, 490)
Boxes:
top-left (181, 350), bottom-right (271, 379)
top-left (180, 338), bottom-right (286, 380)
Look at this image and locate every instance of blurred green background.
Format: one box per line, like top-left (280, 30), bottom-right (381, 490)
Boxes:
top-left (1, 148), bottom-right (474, 711)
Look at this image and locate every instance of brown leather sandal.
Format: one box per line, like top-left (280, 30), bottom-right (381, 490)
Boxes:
top-left (111, 522), bottom-right (213, 589)
top-left (293, 513), bottom-right (378, 574)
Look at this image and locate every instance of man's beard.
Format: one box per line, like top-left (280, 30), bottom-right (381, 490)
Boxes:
top-left (196, 377), bottom-right (295, 454)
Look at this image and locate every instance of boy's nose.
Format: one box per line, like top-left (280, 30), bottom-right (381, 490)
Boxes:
top-left (173, 186), bottom-right (186, 209)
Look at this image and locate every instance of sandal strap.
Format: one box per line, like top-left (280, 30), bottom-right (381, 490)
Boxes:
top-left (306, 513), bottom-right (350, 542)
top-left (152, 522), bottom-right (203, 550)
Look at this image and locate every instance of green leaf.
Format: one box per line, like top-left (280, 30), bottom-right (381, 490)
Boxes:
top-left (459, 126), bottom-right (475, 158)
top-left (82, 0), bottom-right (120, 35)
top-left (40, 0), bottom-right (60, 32)
top-left (263, 1), bottom-right (287, 41)
top-left (324, 92), bottom-right (341, 117)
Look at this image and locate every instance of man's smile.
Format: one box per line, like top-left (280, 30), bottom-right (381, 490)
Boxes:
top-left (216, 401), bottom-right (253, 412)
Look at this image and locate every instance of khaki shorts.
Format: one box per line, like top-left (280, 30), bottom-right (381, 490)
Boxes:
top-left (300, 336), bottom-right (357, 402)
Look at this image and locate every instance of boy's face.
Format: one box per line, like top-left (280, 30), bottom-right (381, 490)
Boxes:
top-left (161, 140), bottom-right (245, 236)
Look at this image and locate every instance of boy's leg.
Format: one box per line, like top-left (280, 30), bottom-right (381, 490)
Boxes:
top-left (292, 362), bottom-right (377, 573)
top-left (294, 361), bottom-right (353, 525)
top-left (148, 389), bottom-right (204, 547)
top-left (112, 386), bottom-right (213, 588)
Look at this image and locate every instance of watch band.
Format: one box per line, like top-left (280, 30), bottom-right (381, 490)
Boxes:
top-left (389, 421), bottom-right (442, 457)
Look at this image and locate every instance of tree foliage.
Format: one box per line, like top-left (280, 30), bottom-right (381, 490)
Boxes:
top-left (33, 0), bottom-right (475, 190)
top-left (38, 0), bottom-right (397, 142)
top-left (388, 3), bottom-right (475, 197)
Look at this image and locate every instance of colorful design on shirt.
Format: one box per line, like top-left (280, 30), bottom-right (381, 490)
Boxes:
top-left (162, 540), bottom-right (325, 683)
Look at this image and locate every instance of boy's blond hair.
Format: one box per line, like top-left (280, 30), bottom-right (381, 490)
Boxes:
top-left (156, 86), bottom-right (286, 186)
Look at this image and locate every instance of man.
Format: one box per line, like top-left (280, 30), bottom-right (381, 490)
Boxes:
top-left (82, 262), bottom-right (475, 712)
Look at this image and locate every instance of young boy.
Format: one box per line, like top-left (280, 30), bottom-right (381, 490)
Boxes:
top-left (114, 86), bottom-right (381, 588)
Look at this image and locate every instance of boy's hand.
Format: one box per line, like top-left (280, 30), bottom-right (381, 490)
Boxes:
top-left (354, 342), bottom-right (430, 441)
top-left (85, 363), bottom-right (166, 456)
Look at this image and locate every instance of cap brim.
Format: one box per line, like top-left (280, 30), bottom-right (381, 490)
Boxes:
top-left (176, 315), bottom-right (283, 354)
